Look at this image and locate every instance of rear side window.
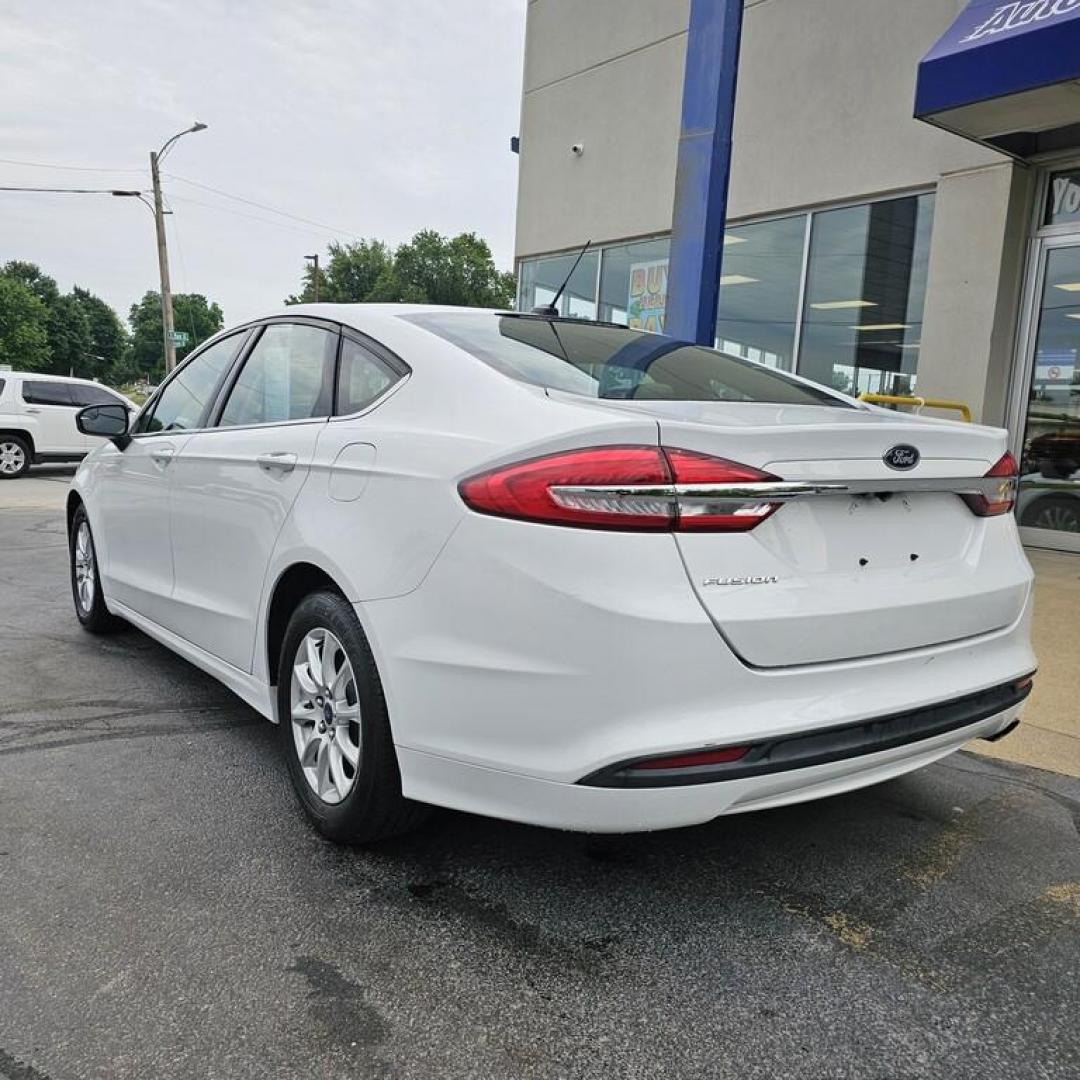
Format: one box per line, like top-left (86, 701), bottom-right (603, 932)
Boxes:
top-left (70, 383), bottom-right (123, 407)
top-left (22, 380), bottom-right (75, 406)
top-left (219, 323), bottom-right (336, 427)
top-left (139, 333), bottom-right (243, 434)
top-left (0, 378), bottom-right (5, 398)
top-left (405, 312), bottom-right (850, 408)
top-left (336, 336), bottom-right (398, 414)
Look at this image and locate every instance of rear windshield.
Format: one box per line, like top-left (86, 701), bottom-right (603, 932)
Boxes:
top-left (405, 313), bottom-right (850, 407)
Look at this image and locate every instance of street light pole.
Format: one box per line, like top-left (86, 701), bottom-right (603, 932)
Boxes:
top-left (305, 254), bottom-right (320, 303)
top-left (150, 122), bottom-right (207, 373)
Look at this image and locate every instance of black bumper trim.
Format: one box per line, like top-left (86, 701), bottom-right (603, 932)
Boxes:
top-left (579, 677), bottom-right (1033, 789)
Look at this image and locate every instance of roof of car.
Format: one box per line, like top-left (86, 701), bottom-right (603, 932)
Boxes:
top-left (0, 371), bottom-right (115, 384)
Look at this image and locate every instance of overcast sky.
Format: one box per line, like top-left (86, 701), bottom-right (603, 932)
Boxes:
top-left (0, 0), bottom-right (526, 326)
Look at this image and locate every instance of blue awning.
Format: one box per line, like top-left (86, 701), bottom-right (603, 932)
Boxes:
top-left (916, 0), bottom-right (1080, 157)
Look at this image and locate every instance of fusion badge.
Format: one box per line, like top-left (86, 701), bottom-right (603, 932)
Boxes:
top-left (702, 575), bottom-right (780, 587)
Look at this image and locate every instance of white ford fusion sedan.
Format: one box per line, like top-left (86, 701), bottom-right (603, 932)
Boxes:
top-left (68, 306), bottom-right (1036, 842)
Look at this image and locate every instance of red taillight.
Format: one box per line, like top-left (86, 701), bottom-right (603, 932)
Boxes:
top-left (631, 746), bottom-right (750, 770)
top-left (458, 445), bottom-right (782, 532)
top-left (458, 446), bottom-right (672, 531)
top-left (665, 448), bottom-right (783, 532)
top-left (961, 451), bottom-right (1018, 517)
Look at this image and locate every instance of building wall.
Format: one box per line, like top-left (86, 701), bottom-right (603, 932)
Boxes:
top-left (514, 0), bottom-right (1036, 424)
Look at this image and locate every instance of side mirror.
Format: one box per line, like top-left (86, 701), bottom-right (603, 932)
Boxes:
top-left (77, 403), bottom-right (130, 449)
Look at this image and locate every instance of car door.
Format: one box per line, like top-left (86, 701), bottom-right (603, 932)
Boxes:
top-left (20, 379), bottom-right (83, 455)
top-left (165, 320), bottom-right (339, 671)
top-left (94, 333), bottom-right (247, 623)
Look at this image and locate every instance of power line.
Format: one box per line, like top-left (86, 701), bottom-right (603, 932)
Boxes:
top-left (0, 185), bottom-right (147, 195)
top-left (164, 172), bottom-right (361, 239)
top-left (0, 157), bottom-right (143, 174)
top-left (165, 193), bottom-right (348, 239)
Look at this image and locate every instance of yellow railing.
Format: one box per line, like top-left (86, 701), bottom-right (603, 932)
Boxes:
top-left (859, 393), bottom-right (972, 423)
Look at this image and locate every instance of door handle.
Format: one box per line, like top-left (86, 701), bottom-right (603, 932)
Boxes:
top-left (257, 452), bottom-right (297, 474)
top-left (24, 407), bottom-right (41, 414)
top-left (150, 446), bottom-right (176, 467)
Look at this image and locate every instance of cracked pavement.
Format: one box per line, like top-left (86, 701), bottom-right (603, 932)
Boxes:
top-left (1, 469), bottom-right (1078, 1079)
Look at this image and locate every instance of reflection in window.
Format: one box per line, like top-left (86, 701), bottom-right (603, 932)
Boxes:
top-left (598, 238), bottom-right (670, 330)
top-left (518, 250), bottom-right (598, 319)
top-left (715, 215), bottom-right (807, 370)
top-left (797, 194), bottom-right (934, 397)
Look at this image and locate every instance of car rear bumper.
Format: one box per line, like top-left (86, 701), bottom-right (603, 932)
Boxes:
top-left (397, 702), bottom-right (1026, 833)
top-left (360, 513), bottom-right (1036, 830)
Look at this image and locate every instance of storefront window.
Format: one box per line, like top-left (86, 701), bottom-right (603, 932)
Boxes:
top-left (1017, 242), bottom-right (1080, 539)
top-left (1045, 168), bottom-right (1080, 227)
top-left (597, 237), bottom-right (670, 330)
top-left (517, 191), bottom-right (934, 395)
top-left (797, 193), bottom-right (934, 396)
top-left (715, 215), bottom-right (807, 370)
top-left (517, 250), bottom-right (598, 319)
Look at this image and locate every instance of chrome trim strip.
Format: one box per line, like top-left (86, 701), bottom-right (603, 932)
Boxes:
top-left (552, 477), bottom-right (1014, 503)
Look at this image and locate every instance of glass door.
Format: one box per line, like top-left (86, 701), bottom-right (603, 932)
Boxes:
top-left (1014, 235), bottom-right (1080, 552)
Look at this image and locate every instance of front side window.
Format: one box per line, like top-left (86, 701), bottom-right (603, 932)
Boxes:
top-left (22, 381), bottom-right (75, 406)
top-left (406, 312), bottom-right (849, 407)
top-left (139, 333), bottom-right (243, 434)
top-left (336, 337), bottom-right (398, 414)
top-left (219, 323), bottom-right (336, 427)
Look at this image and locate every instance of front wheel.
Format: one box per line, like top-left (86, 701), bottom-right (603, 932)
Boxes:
top-left (277, 591), bottom-right (429, 844)
top-left (70, 506), bottom-right (125, 633)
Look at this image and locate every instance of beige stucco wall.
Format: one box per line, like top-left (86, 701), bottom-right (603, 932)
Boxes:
top-left (514, 0), bottom-right (1035, 424)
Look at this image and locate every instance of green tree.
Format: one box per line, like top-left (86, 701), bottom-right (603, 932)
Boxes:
top-left (286, 231), bottom-right (514, 309)
top-left (286, 239), bottom-right (394, 304)
top-left (128, 291), bottom-right (225, 380)
top-left (2, 260), bottom-right (60, 308)
top-left (71, 286), bottom-right (128, 381)
top-left (0, 276), bottom-right (51, 370)
top-left (44, 293), bottom-right (92, 376)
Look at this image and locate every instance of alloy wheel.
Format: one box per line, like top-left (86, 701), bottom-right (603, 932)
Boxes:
top-left (1032, 502), bottom-right (1080, 532)
top-left (74, 521), bottom-right (96, 612)
top-left (0, 440), bottom-right (26, 476)
top-left (290, 628), bottom-right (362, 804)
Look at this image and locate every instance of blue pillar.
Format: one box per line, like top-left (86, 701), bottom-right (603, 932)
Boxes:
top-left (664, 0), bottom-right (746, 345)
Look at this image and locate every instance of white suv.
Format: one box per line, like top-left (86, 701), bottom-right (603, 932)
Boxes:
top-left (0, 372), bottom-right (131, 479)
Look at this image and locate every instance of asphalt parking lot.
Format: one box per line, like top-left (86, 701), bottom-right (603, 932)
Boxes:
top-left (2, 467), bottom-right (1079, 1080)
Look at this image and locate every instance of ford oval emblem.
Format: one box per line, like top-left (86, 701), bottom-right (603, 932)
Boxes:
top-left (883, 444), bottom-right (920, 471)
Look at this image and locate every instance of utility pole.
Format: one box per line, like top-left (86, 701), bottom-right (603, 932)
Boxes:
top-left (305, 254), bottom-right (320, 302)
top-left (149, 149), bottom-right (176, 374)
top-left (150, 122), bottom-right (208, 373)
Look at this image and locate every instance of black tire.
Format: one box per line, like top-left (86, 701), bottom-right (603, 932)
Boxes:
top-left (1020, 494), bottom-right (1080, 533)
top-left (277, 591), bottom-right (429, 844)
top-left (69, 505), bottom-right (125, 633)
top-left (0, 435), bottom-right (31, 479)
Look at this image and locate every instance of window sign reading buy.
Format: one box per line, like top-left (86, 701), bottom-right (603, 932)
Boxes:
top-left (627, 259), bottom-right (667, 332)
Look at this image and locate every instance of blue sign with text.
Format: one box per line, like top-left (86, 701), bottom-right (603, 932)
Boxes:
top-left (916, 0), bottom-right (1080, 118)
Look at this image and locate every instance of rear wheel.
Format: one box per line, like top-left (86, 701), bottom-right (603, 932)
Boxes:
top-left (0, 436), bottom-right (30, 479)
top-left (277, 591), bottom-right (428, 844)
top-left (70, 506), bottom-right (125, 633)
